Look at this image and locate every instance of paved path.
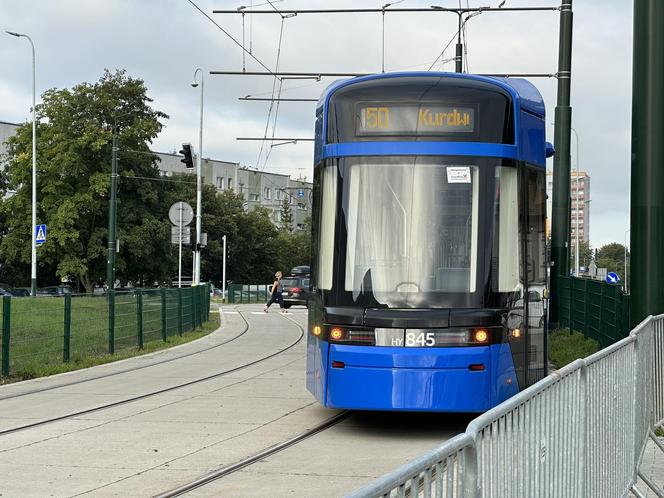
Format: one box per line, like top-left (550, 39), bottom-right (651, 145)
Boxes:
top-left (0, 305), bottom-right (467, 497)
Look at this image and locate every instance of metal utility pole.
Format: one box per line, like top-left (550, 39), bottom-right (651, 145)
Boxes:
top-left (456, 12), bottom-right (463, 73)
top-left (630, 0), bottom-right (664, 326)
top-left (549, 0), bottom-right (573, 325)
top-left (6, 31), bottom-right (37, 296)
top-left (106, 132), bottom-right (119, 289)
top-left (222, 235), bottom-right (227, 303)
top-left (192, 69), bottom-right (204, 286)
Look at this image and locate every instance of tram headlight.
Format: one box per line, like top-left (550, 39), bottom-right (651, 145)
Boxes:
top-left (473, 329), bottom-right (489, 344)
top-left (312, 325), bottom-right (322, 337)
top-left (330, 327), bottom-right (345, 341)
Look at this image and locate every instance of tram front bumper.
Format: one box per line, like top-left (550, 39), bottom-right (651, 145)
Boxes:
top-left (326, 344), bottom-right (498, 412)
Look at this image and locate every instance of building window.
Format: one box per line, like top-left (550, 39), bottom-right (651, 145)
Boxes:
top-left (297, 202), bottom-right (306, 210)
top-left (276, 189), bottom-right (282, 200)
top-left (238, 183), bottom-right (244, 194)
top-left (264, 187), bottom-right (272, 199)
top-left (228, 178), bottom-right (234, 190)
top-left (249, 193), bottom-right (259, 202)
top-left (216, 177), bottom-right (224, 189)
top-left (296, 223), bottom-right (305, 230)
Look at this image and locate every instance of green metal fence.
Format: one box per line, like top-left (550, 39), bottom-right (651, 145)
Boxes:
top-left (227, 283), bottom-right (272, 304)
top-left (557, 276), bottom-right (631, 348)
top-left (0, 284), bottom-right (212, 378)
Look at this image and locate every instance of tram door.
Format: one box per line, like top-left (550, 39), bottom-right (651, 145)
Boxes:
top-left (525, 167), bottom-right (548, 384)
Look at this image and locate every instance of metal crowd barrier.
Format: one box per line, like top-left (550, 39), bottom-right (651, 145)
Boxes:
top-left (348, 314), bottom-right (664, 498)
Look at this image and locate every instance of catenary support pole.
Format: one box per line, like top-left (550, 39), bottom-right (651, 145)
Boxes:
top-left (630, 0), bottom-right (664, 326)
top-left (106, 131), bottom-right (118, 290)
top-left (192, 68), bottom-right (204, 286)
top-left (549, 0), bottom-right (573, 325)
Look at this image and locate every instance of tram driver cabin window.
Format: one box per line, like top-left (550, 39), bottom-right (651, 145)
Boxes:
top-left (344, 158), bottom-right (479, 299)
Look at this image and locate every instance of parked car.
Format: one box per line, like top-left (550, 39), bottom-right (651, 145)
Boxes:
top-left (281, 274), bottom-right (311, 309)
top-left (37, 285), bottom-right (73, 297)
top-left (0, 284), bottom-right (28, 297)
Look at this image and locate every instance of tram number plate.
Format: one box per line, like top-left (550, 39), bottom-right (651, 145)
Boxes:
top-left (405, 331), bottom-right (436, 347)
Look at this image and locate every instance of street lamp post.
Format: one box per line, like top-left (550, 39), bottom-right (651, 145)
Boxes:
top-left (6, 31), bottom-right (37, 296)
top-left (222, 235), bottom-right (227, 303)
top-left (191, 69), bottom-right (204, 286)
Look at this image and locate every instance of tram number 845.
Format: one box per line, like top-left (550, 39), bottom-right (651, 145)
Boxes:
top-left (362, 106), bottom-right (390, 129)
top-left (405, 331), bottom-right (436, 347)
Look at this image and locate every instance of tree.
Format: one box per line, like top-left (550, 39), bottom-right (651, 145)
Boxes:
top-left (596, 242), bottom-right (629, 280)
top-left (279, 197), bottom-right (293, 232)
top-left (0, 70), bottom-right (169, 291)
top-left (570, 240), bottom-right (593, 272)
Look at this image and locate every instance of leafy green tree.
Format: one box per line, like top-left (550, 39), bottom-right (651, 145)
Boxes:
top-left (0, 70), bottom-right (169, 291)
top-left (596, 242), bottom-right (629, 280)
top-left (279, 197), bottom-right (293, 232)
top-left (571, 240), bottom-right (593, 272)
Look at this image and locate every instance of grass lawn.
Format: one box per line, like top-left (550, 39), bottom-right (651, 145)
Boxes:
top-left (1, 292), bottom-right (218, 383)
top-left (548, 328), bottom-right (600, 369)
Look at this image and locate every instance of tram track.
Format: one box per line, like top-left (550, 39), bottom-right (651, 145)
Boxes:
top-left (0, 310), bottom-right (305, 436)
top-left (0, 307), bottom-right (247, 402)
top-left (154, 410), bottom-right (350, 498)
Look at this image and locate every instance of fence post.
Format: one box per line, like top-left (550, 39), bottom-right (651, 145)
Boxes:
top-left (136, 289), bottom-right (144, 349)
top-left (207, 283), bottom-right (211, 321)
top-left (2, 296), bottom-right (10, 377)
top-left (177, 287), bottom-right (183, 336)
top-left (63, 294), bottom-right (71, 362)
top-left (108, 289), bottom-right (115, 354)
top-left (193, 286), bottom-right (199, 328)
top-left (161, 287), bottom-right (167, 341)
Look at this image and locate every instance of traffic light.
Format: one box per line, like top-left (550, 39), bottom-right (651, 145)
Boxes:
top-left (179, 143), bottom-right (194, 169)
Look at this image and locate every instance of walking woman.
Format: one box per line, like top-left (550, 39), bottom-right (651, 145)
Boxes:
top-left (264, 271), bottom-right (286, 313)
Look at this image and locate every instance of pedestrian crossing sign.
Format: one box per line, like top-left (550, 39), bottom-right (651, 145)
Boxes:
top-left (35, 224), bottom-right (47, 245)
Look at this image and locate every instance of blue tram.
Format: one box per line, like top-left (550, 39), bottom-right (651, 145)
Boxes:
top-left (306, 72), bottom-right (551, 412)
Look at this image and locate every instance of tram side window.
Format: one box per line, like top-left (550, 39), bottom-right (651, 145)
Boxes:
top-left (318, 165), bottom-right (337, 290)
top-left (492, 166), bottom-right (520, 292)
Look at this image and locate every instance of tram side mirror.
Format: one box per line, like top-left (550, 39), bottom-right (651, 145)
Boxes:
top-left (545, 142), bottom-right (555, 158)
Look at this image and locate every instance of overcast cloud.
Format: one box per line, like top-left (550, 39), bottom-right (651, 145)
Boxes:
top-left (1, 0), bottom-right (633, 248)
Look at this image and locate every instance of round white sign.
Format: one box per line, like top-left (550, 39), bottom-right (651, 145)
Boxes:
top-left (169, 201), bottom-right (194, 226)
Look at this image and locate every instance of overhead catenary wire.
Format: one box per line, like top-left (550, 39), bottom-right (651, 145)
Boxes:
top-left (186, 0), bottom-right (278, 77)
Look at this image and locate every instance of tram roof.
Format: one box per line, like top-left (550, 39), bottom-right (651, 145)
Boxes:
top-left (317, 71), bottom-right (545, 119)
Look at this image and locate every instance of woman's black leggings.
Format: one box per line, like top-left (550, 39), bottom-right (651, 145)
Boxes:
top-left (266, 291), bottom-right (284, 309)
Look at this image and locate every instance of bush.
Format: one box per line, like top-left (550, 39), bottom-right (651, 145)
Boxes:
top-left (549, 328), bottom-right (600, 369)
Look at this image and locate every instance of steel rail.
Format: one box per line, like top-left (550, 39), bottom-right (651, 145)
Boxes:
top-left (154, 410), bottom-right (350, 498)
top-left (0, 308), bottom-right (244, 402)
top-left (0, 311), bottom-right (304, 436)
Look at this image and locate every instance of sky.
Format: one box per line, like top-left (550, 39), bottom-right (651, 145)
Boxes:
top-left (1, 0), bottom-right (633, 248)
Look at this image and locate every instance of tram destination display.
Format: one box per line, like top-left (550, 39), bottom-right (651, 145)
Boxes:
top-left (356, 103), bottom-right (476, 136)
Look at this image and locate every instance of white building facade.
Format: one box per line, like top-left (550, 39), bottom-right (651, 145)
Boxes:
top-left (0, 121), bottom-right (312, 231)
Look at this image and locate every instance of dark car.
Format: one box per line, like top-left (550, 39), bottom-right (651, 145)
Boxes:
top-left (37, 285), bottom-right (73, 297)
top-left (281, 275), bottom-right (310, 309)
top-left (0, 284), bottom-right (28, 297)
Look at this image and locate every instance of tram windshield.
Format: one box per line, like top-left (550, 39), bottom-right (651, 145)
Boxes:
top-left (343, 157), bottom-right (479, 304)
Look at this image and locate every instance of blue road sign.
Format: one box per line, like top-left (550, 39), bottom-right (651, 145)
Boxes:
top-left (606, 272), bottom-right (621, 284)
top-left (297, 189), bottom-right (304, 198)
top-left (35, 224), bottom-right (47, 245)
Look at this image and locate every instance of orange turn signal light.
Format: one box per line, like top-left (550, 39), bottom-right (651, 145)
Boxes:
top-left (474, 329), bottom-right (489, 343)
top-left (512, 328), bottom-right (521, 339)
top-left (312, 325), bottom-right (322, 337)
top-left (330, 327), bottom-right (344, 341)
